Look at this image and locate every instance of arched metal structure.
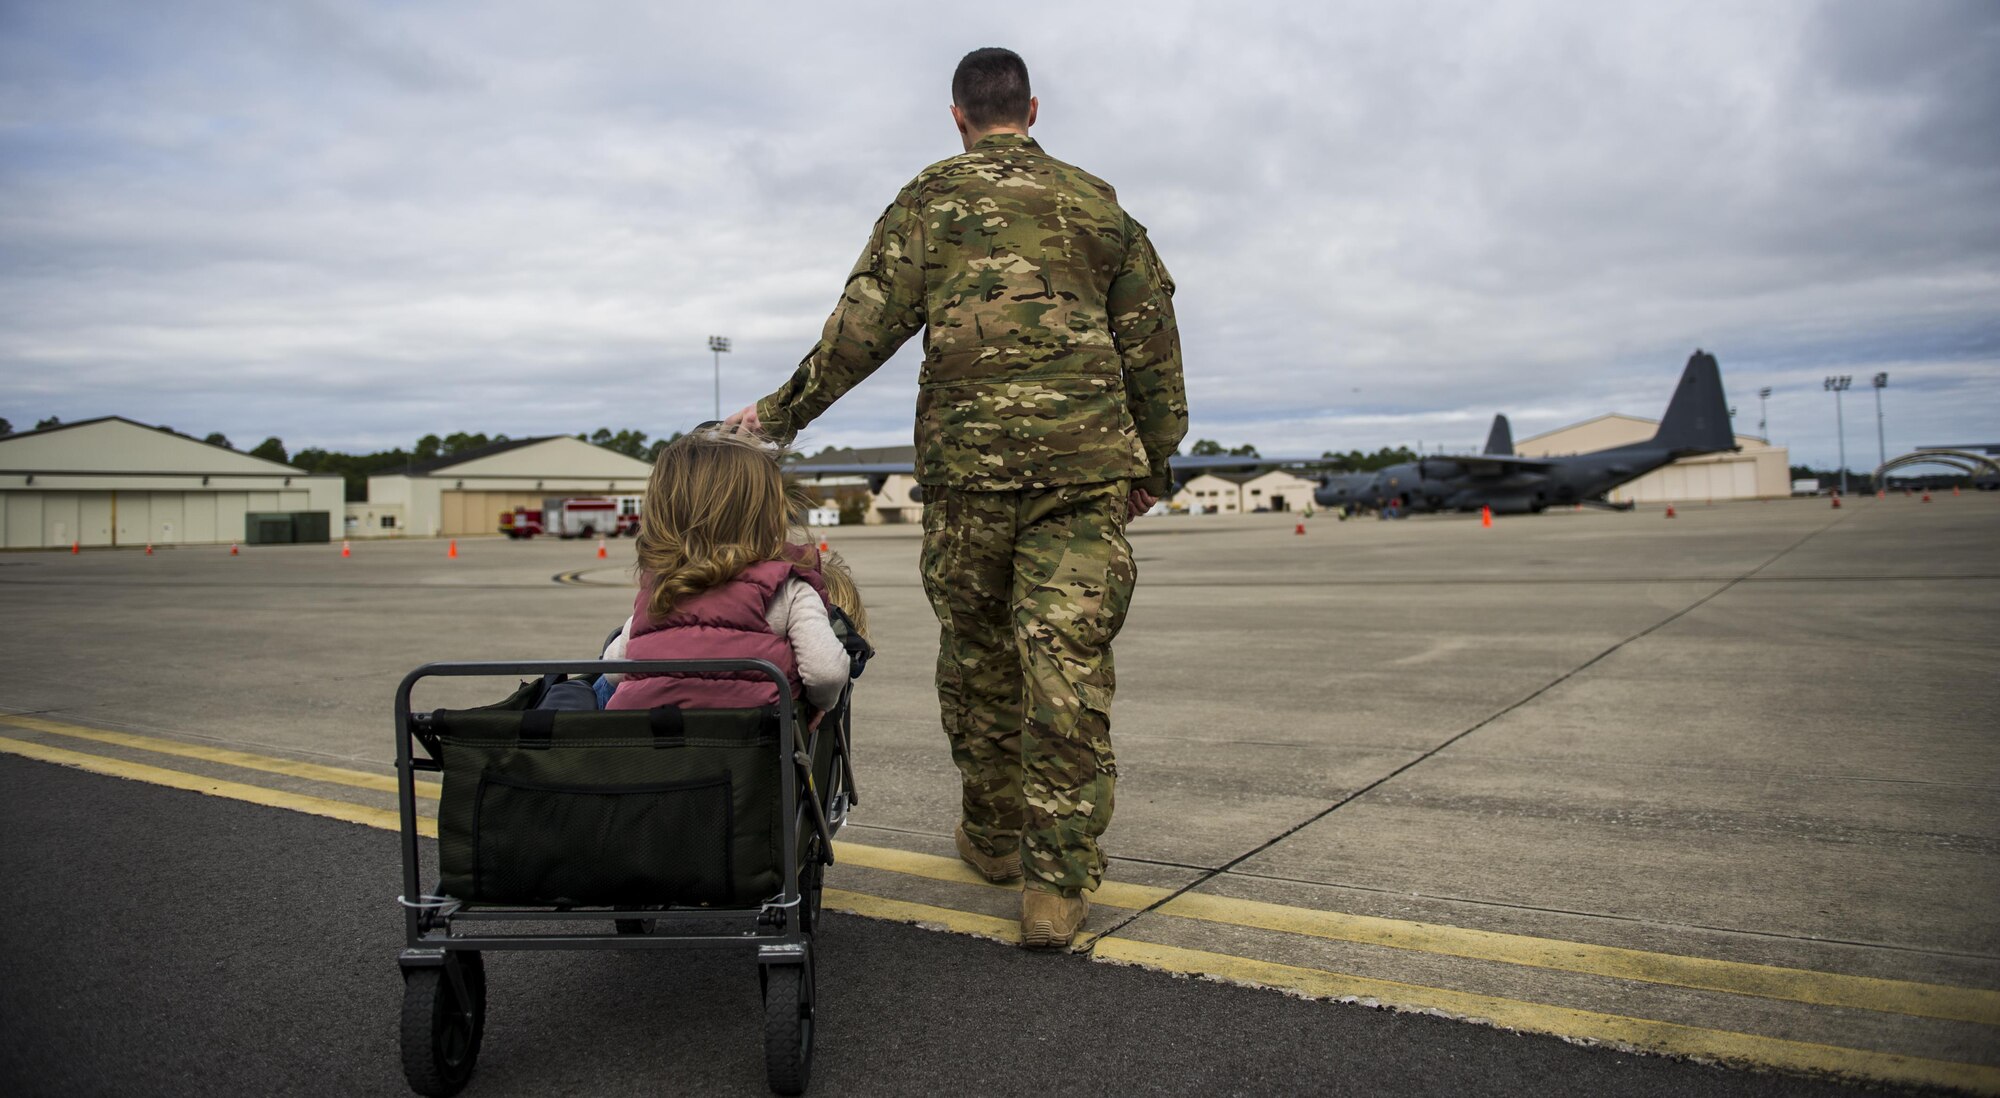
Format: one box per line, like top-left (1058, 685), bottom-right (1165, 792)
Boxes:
top-left (1872, 448), bottom-right (2000, 485)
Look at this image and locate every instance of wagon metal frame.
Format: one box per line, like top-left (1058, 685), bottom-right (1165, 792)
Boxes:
top-left (391, 658), bottom-right (854, 1096)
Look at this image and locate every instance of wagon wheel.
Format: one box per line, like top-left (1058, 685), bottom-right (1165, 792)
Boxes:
top-left (761, 957), bottom-right (814, 1096)
top-left (399, 951), bottom-right (485, 1097)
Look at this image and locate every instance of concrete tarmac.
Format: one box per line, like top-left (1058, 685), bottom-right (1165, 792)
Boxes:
top-left (2, 494), bottom-right (1996, 1092)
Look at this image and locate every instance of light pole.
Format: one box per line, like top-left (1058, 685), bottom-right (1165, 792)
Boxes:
top-left (1825, 375), bottom-right (1852, 495)
top-left (707, 335), bottom-right (731, 421)
top-left (1757, 386), bottom-right (1772, 440)
top-left (1871, 372), bottom-right (1888, 494)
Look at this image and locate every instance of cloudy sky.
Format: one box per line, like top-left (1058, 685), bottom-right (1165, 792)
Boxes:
top-left (3, 0), bottom-right (1995, 469)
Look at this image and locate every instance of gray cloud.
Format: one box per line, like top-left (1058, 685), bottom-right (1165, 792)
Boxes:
top-left (2, 0), bottom-right (1994, 467)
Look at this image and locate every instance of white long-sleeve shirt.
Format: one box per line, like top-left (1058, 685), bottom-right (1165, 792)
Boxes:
top-left (601, 578), bottom-right (848, 711)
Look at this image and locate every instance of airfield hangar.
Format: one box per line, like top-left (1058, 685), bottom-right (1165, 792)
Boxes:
top-left (0, 417), bottom-right (343, 549)
top-left (1173, 469), bottom-right (1322, 514)
top-left (1516, 415), bottom-right (1790, 502)
top-left (359, 436), bottom-right (653, 538)
top-left (787, 445), bottom-right (924, 525)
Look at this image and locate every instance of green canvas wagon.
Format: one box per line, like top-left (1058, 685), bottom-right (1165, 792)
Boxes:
top-left (390, 648), bottom-right (861, 1096)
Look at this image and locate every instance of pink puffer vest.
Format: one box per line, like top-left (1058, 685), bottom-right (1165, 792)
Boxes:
top-left (607, 556), bottom-right (829, 711)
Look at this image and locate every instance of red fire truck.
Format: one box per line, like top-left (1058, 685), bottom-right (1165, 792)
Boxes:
top-left (498, 508), bottom-right (543, 539)
top-left (499, 497), bottom-right (640, 539)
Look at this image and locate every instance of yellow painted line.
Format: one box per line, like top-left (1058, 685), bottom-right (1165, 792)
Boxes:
top-left (12, 721), bottom-right (1993, 1035)
top-left (836, 839), bottom-right (2000, 1026)
top-left (1094, 939), bottom-right (2000, 1095)
top-left (0, 714), bottom-right (440, 800)
top-left (0, 736), bottom-right (438, 840)
top-left (831, 840), bottom-right (1170, 911)
top-left (822, 888), bottom-right (1021, 945)
top-left (1158, 890), bottom-right (2000, 1026)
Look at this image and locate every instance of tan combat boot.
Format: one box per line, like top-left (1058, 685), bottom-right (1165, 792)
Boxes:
top-left (955, 823), bottom-right (1022, 883)
top-left (1020, 888), bottom-right (1090, 950)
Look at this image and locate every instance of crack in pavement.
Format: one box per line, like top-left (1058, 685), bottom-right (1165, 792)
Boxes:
top-left (1090, 512), bottom-right (1854, 944)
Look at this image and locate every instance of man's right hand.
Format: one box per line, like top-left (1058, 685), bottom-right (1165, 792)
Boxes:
top-left (1128, 487), bottom-right (1158, 520)
top-left (723, 404), bottom-right (763, 435)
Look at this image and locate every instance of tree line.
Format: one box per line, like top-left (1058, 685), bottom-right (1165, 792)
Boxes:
top-left (1187, 439), bottom-right (1422, 472)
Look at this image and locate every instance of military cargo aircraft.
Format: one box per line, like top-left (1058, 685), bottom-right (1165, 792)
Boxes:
top-left (783, 351), bottom-right (1738, 517)
top-left (1310, 351), bottom-right (1735, 514)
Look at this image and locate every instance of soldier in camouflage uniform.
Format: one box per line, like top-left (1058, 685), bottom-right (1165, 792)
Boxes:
top-left (728, 47), bottom-right (1186, 948)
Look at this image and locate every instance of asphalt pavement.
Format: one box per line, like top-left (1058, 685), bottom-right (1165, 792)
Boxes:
top-left (0, 754), bottom-right (1889, 1098)
top-left (4, 496), bottom-right (1996, 1093)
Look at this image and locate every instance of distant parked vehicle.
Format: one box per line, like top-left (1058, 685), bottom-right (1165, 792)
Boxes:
top-left (499, 508), bottom-right (544, 539)
top-left (499, 498), bottom-right (640, 539)
top-left (545, 497), bottom-right (640, 539)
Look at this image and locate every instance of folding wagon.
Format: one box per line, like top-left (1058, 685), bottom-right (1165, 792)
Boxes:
top-left (390, 656), bottom-right (859, 1096)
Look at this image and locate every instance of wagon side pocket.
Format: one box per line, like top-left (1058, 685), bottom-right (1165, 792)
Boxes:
top-left (470, 773), bottom-right (735, 906)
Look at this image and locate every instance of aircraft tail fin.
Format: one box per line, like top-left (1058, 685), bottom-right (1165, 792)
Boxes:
top-left (1484, 414), bottom-right (1514, 455)
top-left (1653, 350), bottom-right (1735, 454)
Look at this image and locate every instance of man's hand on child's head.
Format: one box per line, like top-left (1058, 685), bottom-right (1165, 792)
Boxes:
top-left (723, 404), bottom-right (763, 435)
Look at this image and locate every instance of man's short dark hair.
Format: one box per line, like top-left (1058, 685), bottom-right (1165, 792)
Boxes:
top-left (952, 48), bottom-right (1031, 129)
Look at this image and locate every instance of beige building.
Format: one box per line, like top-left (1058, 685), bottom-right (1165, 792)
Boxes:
top-left (1173, 472), bottom-right (1246, 514)
top-left (0, 417), bottom-right (341, 549)
top-left (1514, 414), bottom-right (1790, 503)
top-left (1173, 469), bottom-right (1320, 514)
top-left (788, 446), bottom-right (923, 525)
top-left (344, 501), bottom-right (408, 538)
top-left (366, 436), bottom-right (654, 538)
top-left (1241, 469), bottom-right (1320, 512)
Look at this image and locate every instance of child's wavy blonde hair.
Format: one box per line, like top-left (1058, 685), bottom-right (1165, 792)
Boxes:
top-left (636, 429), bottom-right (791, 622)
top-left (819, 550), bottom-right (868, 640)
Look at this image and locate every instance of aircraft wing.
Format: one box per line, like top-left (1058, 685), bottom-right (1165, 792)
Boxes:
top-left (1167, 454), bottom-right (1331, 472)
top-left (1440, 454), bottom-right (1559, 475)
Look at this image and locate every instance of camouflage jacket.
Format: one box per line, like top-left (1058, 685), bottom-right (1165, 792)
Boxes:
top-left (755, 132), bottom-right (1188, 495)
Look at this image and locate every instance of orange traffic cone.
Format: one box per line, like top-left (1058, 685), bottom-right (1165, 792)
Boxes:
top-left (1294, 522), bottom-right (1306, 535)
top-left (1665, 505), bottom-right (1676, 518)
top-left (1480, 505), bottom-right (1492, 528)
top-left (340, 540), bottom-right (351, 558)
top-left (1922, 492), bottom-right (1932, 502)
top-left (596, 538), bottom-right (608, 559)
top-left (1954, 485), bottom-right (1961, 496)
top-left (145, 543), bottom-right (154, 556)
top-left (818, 538), bottom-right (829, 554)
top-left (230, 542), bottom-right (240, 555)
top-left (448, 540), bottom-right (458, 559)
top-left (71, 540), bottom-right (80, 554)
top-left (1831, 494), bottom-right (1842, 509)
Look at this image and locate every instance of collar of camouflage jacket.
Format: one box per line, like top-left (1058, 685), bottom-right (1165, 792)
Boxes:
top-left (971, 131), bottom-right (1040, 152)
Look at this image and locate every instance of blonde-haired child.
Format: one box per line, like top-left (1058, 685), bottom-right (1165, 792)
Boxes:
top-left (600, 430), bottom-right (849, 713)
top-left (817, 549), bottom-right (868, 643)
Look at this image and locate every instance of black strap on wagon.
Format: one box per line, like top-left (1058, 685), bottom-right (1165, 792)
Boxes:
top-left (519, 709), bottom-right (555, 749)
top-left (648, 706), bottom-right (685, 747)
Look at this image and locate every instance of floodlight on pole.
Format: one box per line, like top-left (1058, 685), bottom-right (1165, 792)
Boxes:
top-left (1871, 373), bottom-right (1888, 493)
top-left (1825, 375), bottom-right (1852, 495)
top-left (1757, 386), bottom-right (1772, 440)
top-left (707, 335), bottom-right (731, 420)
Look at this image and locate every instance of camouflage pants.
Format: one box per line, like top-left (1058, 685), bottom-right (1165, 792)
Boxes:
top-left (920, 480), bottom-right (1135, 896)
